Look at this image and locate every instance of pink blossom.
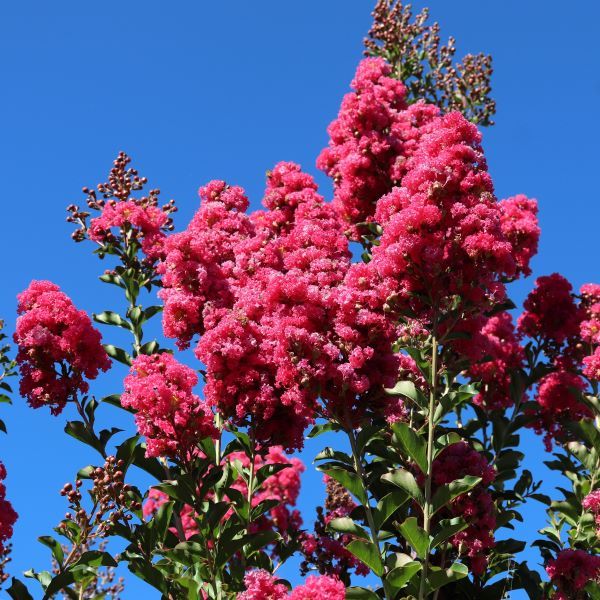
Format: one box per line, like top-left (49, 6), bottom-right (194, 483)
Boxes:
top-left (237, 570), bottom-right (288, 600)
top-left (122, 353), bottom-right (216, 460)
top-left (546, 549), bottom-right (600, 596)
top-left (318, 58), bottom-right (444, 238)
top-left (0, 463), bottom-right (17, 554)
top-left (468, 313), bottom-right (525, 410)
top-left (89, 199), bottom-right (168, 261)
top-left (158, 181), bottom-right (253, 348)
top-left (14, 280), bottom-right (111, 414)
top-left (583, 490), bottom-right (600, 533)
top-left (237, 571), bottom-right (344, 600)
top-left (518, 274), bottom-right (581, 350)
top-left (371, 111), bottom-right (515, 328)
top-left (228, 446), bottom-right (305, 536)
top-left (531, 370), bottom-right (590, 450)
top-left (288, 575), bottom-right (345, 599)
top-left (583, 348), bottom-right (600, 381)
top-left (192, 164), bottom-right (350, 450)
top-left (498, 195), bottom-right (540, 277)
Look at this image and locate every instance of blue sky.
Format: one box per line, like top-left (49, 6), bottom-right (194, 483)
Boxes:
top-left (1, 1), bottom-right (599, 597)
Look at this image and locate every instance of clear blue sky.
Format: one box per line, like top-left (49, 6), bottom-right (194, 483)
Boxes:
top-left (1, 1), bottom-right (599, 597)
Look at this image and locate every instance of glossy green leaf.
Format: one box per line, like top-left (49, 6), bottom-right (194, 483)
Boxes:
top-left (391, 422), bottom-right (427, 473)
top-left (381, 469), bottom-right (423, 504)
top-left (346, 539), bottom-right (384, 577)
top-left (327, 517), bottom-right (370, 541)
top-left (385, 380), bottom-right (427, 409)
top-left (427, 562), bottom-right (468, 591)
top-left (93, 311), bottom-right (132, 331)
top-left (102, 344), bottom-right (132, 366)
top-left (387, 560), bottom-right (422, 588)
top-left (345, 587), bottom-right (381, 599)
top-left (431, 475), bottom-right (481, 516)
top-left (375, 490), bottom-right (408, 529)
top-left (322, 468), bottom-right (367, 505)
top-left (430, 517), bottom-right (467, 549)
top-left (38, 536), bottom-right (64, 565)
top-left (398, 517), bottom-right (429, 558)
top-left (7, 578), bottom-right (34, 600)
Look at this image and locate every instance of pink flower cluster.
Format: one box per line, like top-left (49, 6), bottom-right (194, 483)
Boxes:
top-left (89, 199), bottom-right (169, 262)
top-left (0, 463), bottom-right (17, 554)
top-left (228, 446), bottom-right (305, 537)
top-left (122, 353), bottom-right (216, 460)
top-left (14, 280), bottom-right (111, 415)
top-left (319, 59), bottom-right (540, 298)
top-left (518, 274), bottom-right (581, 352)
top-left (372, 111), bottom-right (516, 321)
top-left (518, 275), bottom-right (600, 446)
top-left (160, 162), bottom-right (355, 449)
top-left (432, 442), bottom-right (496, 575)
top-left (155, 57), bottom-right (543, 446)
top-left (497, 195), bottom-right (539, 278)
top-left (157, 181), bottom-right (253, 347)
top-left (468, 313), bottom-right (525, 410)
top-left (546, 549), bottom-right (600, 599)
top-left (532, 370), bottom-right (589, 451)
top-left (580, 283), bottom-right (600, 382)
top-left (238, 571), bottom-right (344, 600)
top-left (317, 57), bottom-right (441, 237)
top-left (583, 490), bottom-right (600, 534)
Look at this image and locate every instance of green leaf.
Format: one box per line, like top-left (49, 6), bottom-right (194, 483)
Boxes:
top-left (100, 394), bottom-right (128, 411)
top-left (385, 380), bottom-right (427, 409)
top-left (427, 562), bottom-right (469, 591)
top-left (41, 571), bottom-right (75, 599)
top-left (7, 578), bottom-right (34, 600)
top-left (375, 490), bottom-right (408, 529)
top-left (154, 482), bottom-right (193, 505)
top-left (430, 517), bottom-right (468, 549)
top-left (116, 435), bottom-right (141, 472)
top-left (345, 587), bottom-right (381, 599)
top-left (322, 468), bottom-right (367, 505)
top-left (391, 422), bottom-right (427, 473)
top-left (327, 517), bottom-right (370, 541)
top-left (143, 305), bottom-right (163, 321)
top-left (307, 422), bottom-right (338, 438)
top-left (99, 273), bottom-right (125, 288)
top-left (313, 447), bottom-right (353, 466)
top-left (398, 517), bottom-right (429, 559)
top-left (76, 465), bottom-right (94, 479)
top-left (64, 421), bottom-right (121, 456)
top-left (102, 344), bottom-right (132, 366)
top-left (387, 560), bottom-right (422, 588)
top-left (346, 586), bottom-right (381, 600)
top-left (73, 551), bottom-right (117, 569)
top-left (255, 462), bottom-right (290, 485)
top-left (346, 539), bottom-right (384, 577)
top-left (93, 311), bottom-right (132, 331)
top-left (140, 340), bottom-right (159, 355)
top-left (149, 501), bottom-right (175, 545)
top-left (431, 475), bottom-right (481, 516)
top-left (38, 536), bottom-right (64, 565)
top-left (381, 469), bottom-right (423, 504)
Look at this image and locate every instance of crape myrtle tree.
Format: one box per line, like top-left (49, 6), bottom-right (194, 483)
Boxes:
top-left (2, 1), bottom-right (600, 598)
